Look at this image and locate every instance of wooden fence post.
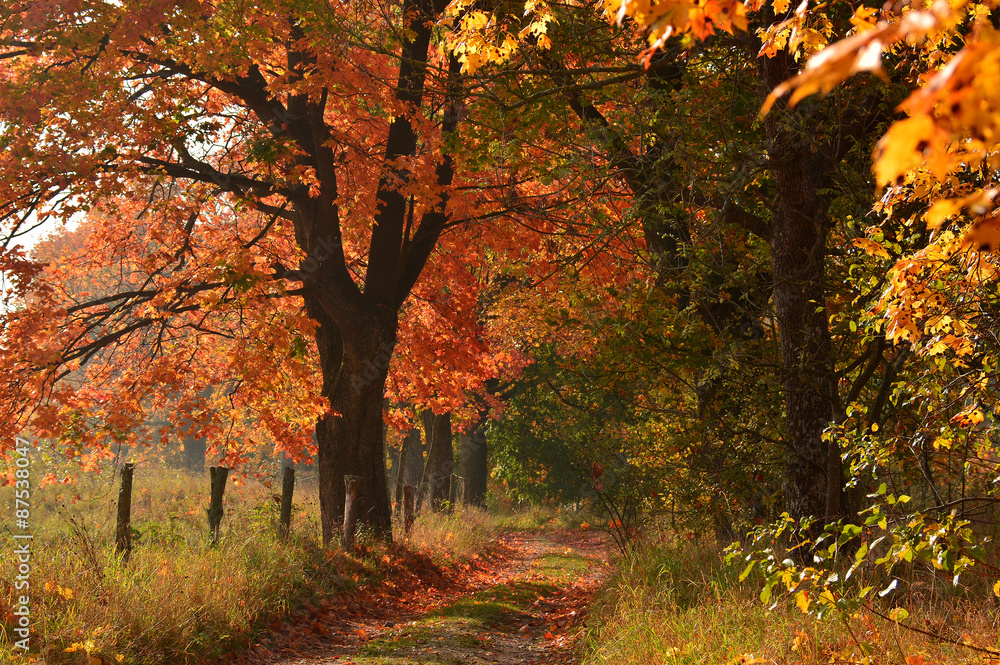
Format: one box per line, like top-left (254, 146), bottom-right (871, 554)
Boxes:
top-left (448, 475), bottom-right (459, 513)
top-left (115, 463), bottom-right (135, 562)
top-left (402, 484), bottom-right (415, 539)
top-left (343, 475), bottom-right (361, 549)
top-left (208, 466), bottom-right (230, 545)
top-left (277, 465), bottom-right (295, 541)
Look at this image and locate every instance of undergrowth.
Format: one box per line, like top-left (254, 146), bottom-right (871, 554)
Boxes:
top-left (582, 527), bottom-right (1000, 665)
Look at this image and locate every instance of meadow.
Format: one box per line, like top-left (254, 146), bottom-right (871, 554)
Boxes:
top-left (0, 460), bottom-right (505, 664)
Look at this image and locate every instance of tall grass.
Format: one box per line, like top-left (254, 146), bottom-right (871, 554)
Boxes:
top-left (1, 466), bottom-right (339, 663)
top-left (583, 528), bottom-right (1000, 665)
top-left (0, 465), bottom-right (507, 664)
top-left (401, 504), bottom-right (499, 563)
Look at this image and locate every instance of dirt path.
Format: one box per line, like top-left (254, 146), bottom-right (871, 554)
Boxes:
top-left (230, 529), bottom-right (609, 665)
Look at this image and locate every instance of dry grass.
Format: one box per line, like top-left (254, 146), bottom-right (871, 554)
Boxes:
top-left (400, 504), bottom-right (500, 563)
top-left (0, 462), bottom-right (511, 664)
top-left (582, 531), bottom-right (1000, 665)
top-left (0, 464), bottom-right (335, 663)
top-left (492, 501), bottom-right (592, 531)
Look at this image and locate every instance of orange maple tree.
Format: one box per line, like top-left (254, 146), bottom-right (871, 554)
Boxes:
top-left (0, 0), bottom-right (566, 541)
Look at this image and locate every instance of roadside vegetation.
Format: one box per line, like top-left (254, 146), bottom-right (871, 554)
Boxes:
top-left (583, 525), bottom-right (1000, 665)
top-left (0, 462), bottom-right (519, 664)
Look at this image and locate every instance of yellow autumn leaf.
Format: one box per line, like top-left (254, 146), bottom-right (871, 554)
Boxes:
top-left (889, 607), bottom-right (910, 622)
top-left (463, 11), bottom-right (489, 31)
top-left (927, 340), bottom-right (948, 355)
top-left (761, 10), bottom-right (941, 116)
top-left (850, 5), bottom-right (879, 32)
top-left (873, 114), bottom-right (947, 187)
top-left (963, 213), bottom-right (1000, 252)
top-left (924, 198), bottom-right (964, 229)
top-left (852, 237), bottom-right (890, 258)
top-left (797, 28), bottom-right (829, 55)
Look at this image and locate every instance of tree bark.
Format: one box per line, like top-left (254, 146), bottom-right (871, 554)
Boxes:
top-left (278, 463), bottom-right (295, 541)
top-left (459, 425), bottom-right (489, 507)
top-left (183, 436), bottom-right (206, 472)
top-left (115, 463), bottom-right (135, 561)
top-left (343, 475), bottom-right (361, 548)
top-left (394, 428), bottom-right (422, 512)
top-left (308, 295), bottom-right (397, 545)
top-left (292, 7), bottom-right (462, 544)
top-left (758, 50), bottom-right (838, 524)
top-left (420, 410), bottom-right (453, 512)
top-left (402, 484), bottom-right (415, 538)
top-left (449, 475), bottom-right (461, 510)
top-left (208, 466), bottom-right (229, 544)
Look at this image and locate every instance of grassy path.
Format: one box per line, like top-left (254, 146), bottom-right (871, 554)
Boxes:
top-left (229, 529), bottom-right (608, 665)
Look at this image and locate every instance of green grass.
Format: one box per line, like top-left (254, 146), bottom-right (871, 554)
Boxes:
top-left (463, 580), bottom-right (558, 608)
top-left (356, 618), bottom-right (487, 660)
top-left (535, 552), bottom-right (592, 583)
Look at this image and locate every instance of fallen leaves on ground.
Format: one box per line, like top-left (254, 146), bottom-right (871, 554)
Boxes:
top-left (210, 528), bottom-right (609, 665)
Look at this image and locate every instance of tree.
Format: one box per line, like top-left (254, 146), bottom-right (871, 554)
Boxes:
top-left (446, 0), bottom-right (931, 531)
top-left (570, 0), bottom-right (893, 523)
top-left (0, 0), bottom-right (482, 541)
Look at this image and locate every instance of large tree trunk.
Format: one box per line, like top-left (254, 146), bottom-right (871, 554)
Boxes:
top-left (308, 295), bottom-right (397, 545)
top-left (459, 424), bottom-right (488, 507)
top-left (403, 428), bottom-right (425, 486)
top-left (759, 51), bottom-right (838, 523)
top-left (420, 411), bottom-right (453, 511)
top-left (290, 0), bottom-right (460, 544)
